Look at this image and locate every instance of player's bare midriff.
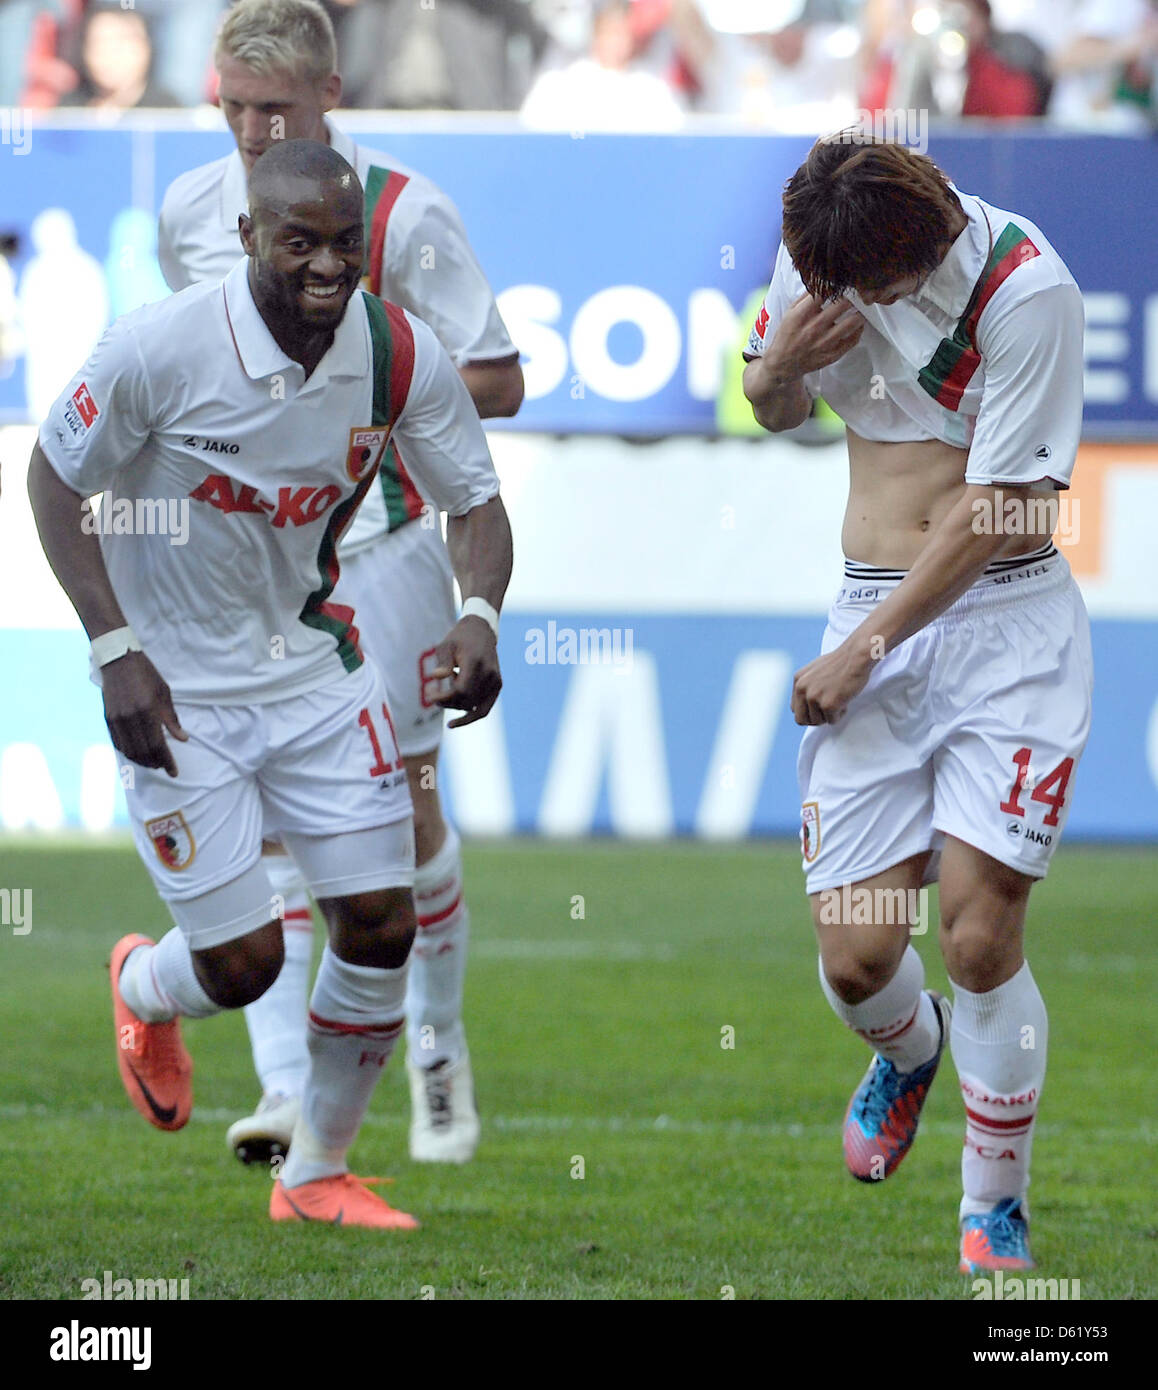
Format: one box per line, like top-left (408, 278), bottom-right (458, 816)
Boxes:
top-left (841, 427), bottom-right (1059, 571)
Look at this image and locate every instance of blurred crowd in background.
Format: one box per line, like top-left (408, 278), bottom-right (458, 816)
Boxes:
top-left (0, 0), bottom-right (1155, 130)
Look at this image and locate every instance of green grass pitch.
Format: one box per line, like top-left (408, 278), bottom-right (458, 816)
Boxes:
top-left (0, 837), bottom-right (1154, 1302)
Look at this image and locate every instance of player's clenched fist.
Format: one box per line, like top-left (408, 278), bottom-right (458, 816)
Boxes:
top-left (791, 639), bottom-right (876, 726)
top-left (429, 616), bottom-right (502, 729)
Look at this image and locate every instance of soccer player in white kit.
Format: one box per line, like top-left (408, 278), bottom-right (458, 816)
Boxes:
top-left (742, 135), bottom-right (1092, 1272)
top-left (157, 0), bottom-right (524, 1165)
top-left (28, 139), bottom-right (513, 1229)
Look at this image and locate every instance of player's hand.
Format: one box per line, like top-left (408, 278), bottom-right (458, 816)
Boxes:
top-left (791, 638), bottom-right (878, 726)
top-left (429, 615), bottom-right (502, 729)
top-left (766, 292), bottom-right (865, 379)
top-left (101, 651), bottom-right (189, 777)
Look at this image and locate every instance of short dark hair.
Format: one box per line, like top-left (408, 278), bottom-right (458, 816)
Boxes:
top-left (782, 135), bottom-right (962, 301)
top-left (247, 138), bottom-right (361, 212)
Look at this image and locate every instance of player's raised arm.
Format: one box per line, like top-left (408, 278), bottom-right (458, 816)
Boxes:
top-left (744, 292), bottom-right (863, 433)
top-left (792, 278), bottom-right (1086, 726)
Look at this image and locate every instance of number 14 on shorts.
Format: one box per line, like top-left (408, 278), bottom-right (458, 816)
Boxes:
top-left (1000, 747), bottom-right (1075, 832)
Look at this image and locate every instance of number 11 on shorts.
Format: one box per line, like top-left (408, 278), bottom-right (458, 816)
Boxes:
top-left (358, 703), bottom-right (402, 778)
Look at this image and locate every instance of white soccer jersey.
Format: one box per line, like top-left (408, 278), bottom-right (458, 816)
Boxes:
top-left (39, 259), bottom-right (500, 706)
top-left (159, 118), bottom-right (514, 553)
top-left (745, 191), bottom-right (1085, 488)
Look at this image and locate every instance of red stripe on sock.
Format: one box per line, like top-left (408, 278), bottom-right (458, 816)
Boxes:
top-left (414, 872), bottom-right (458, 903)
top-left (965, 1106), bottom-right (1035, 1132)
top-left (417, 893), bottom-right (462, 930)
top-left (282, 908), bottom-right (313, 934)
top-left (308, 1011), bottom-right (404, 1039)
top-left (857, 1004), bottom-right (919, 1045)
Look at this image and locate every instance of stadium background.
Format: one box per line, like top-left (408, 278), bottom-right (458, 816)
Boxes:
top-left (1, 9), bottom-right (1157, 1313)
top-left (1, 120), bottom-right (1156, 843)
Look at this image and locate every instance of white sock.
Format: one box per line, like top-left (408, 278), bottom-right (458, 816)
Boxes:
top-left (819, 946), bottom-right (942, 1073)
top-left (951, 961), bottom-right (1047, 1217)
top-left (120, 929), bottom-right (219, 1022)
top-left (406, 824), bottom-right (468, 1068)
top-left (243, 855), bottom-right (313, 1098)
top-left (280, 945), bottom-right (407, 1189)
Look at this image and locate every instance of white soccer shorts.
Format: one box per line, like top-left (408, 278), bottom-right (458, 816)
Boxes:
top-left (797, 544), bottom-right (1093, 894)
top-left (124, 660), bottom-right (415, 946)
top-left (333, 519), bottom-right (456, 758)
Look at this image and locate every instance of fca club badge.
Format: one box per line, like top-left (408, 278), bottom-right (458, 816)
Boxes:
top-left (346, 426), bottom-right (391, 482)
top-left (145, 812), bottom-right (195, 871)
top-left (801, 801), bottom-right (821, 864)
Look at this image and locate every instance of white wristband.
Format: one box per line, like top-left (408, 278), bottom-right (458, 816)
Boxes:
top-left (90, 626), bottom-right (143, 667)
top-left (460, 596), bottom-right (499, 639)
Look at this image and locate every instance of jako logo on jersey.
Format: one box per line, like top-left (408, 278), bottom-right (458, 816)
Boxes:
top-left (64, 382), bottom-right (99, 436)
top-left (183, 437), bottom-right (239, 453)
top-left (346, 426), bottom-right (390, 482)
top-left (753, 303), bottom-right (769, 343)
top-left (189, 474), bottom-right (342, 528)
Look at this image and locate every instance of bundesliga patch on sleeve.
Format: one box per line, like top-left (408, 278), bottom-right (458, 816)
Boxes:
top-left (746, 303), bottom-right (769, 357)
top-left (63, 382), bottom-right (100, 437)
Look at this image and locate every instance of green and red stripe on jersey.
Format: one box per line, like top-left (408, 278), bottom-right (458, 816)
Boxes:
top-left (299, 462), bottom-right (378, 671)
top-left (298, 294), bottom-right (417, 669)
top-left (917, 222), bottom-right (1040, 411)
top-left (362, 164), bottom-right (411, 299)
top-left (363, 289), bottom-right (425, 533)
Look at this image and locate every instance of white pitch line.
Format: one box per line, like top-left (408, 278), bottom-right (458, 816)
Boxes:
top-left (0, 1103), bottom-right (1153, 1143)
top-left (470, 940), bottom-right (677, 961)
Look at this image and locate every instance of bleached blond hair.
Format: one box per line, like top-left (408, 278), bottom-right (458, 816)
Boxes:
top-left (215, 0), bottom-right (337, 88)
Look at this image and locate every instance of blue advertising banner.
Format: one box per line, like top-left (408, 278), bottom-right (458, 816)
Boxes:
top-left (1, 120), bottom-right (1156, 436)
top-left (2, 615), bottom-right (1154, 842)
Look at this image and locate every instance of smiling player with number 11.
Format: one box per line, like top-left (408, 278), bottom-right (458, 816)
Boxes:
top-left (29, 138), bottom-right (512, 1229)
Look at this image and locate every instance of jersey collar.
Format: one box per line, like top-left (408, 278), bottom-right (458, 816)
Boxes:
top-left (909, 190), bottom-right (992, 319)
top-left (222, 257), bottom-right (370, 391)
